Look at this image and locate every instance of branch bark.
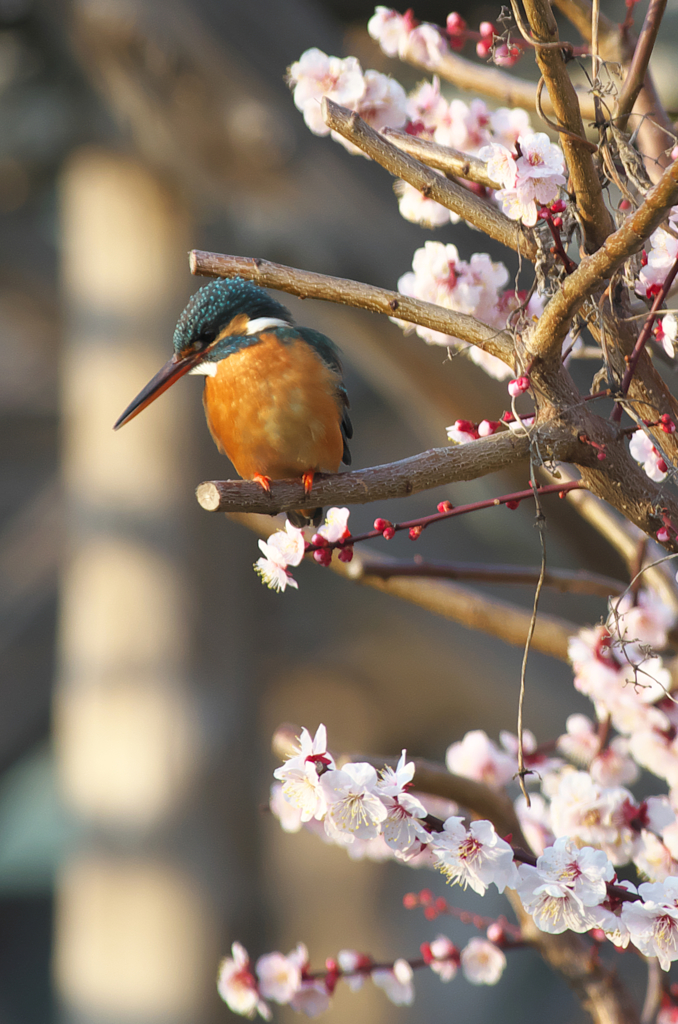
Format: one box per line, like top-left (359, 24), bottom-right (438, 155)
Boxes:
top-left (381, 129), bottom-right (500, 187)
top-left (189, 251), bottom-right (515, 365)
top-left (405, 47), bottom-right (597, 122)
top-left (521, 0), bottom-right (614, 252)
top-left (323, 99), bottom-right (538, 260)
top-left (196, 432), bottom-right (532, 514)
top-left (528, 156), bottom-right (678, 363)
top-left (615, 0), bottom-right (668, 131)
top-left (359, 559), bottom-right (626, 597)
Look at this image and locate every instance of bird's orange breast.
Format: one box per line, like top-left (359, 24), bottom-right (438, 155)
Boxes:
top-left (202, 332), bottom-right (345, 481)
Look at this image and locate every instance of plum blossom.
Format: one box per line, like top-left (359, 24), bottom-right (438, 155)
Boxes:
top-left (557, 714), bottom-right (600, 766)
top-left (287, 48), bottom-right (406, 152)
top-left (394, 177), bottom-right (457, 227)
top-left (321, 762), bottom-right (388, 843)
top-left (622, 878), bottom-right (678, 969)
top-left (289, 980), bottom-right (331, 1017)
top-left (431, 817), bottom-right (519, 895)
top-left (256, 945), bottom-right (306, 1004)
top-left (273, 725), bottom-right (335, 822)
top-left (254, 520), bottom-right (306, 592)
top-left (514, 793), bottom-right (554, 856)
top-left (288, 49), bottom-right (365, 135)
top-left (372, 958), bottom-right (415, 1005)
top-left (427, 935), bottom-right (459, 981)
top-left (337, 950), bottom-right (371, 991)
top-left (482, 133), bottom-right (566, 225)
top-left (218, 943), bottom-right (271, 1020)
top-left (446, 729), bottom-right (516, 787)
top-left (634, 831), bottom-right (678, 882)
top-left (377, 750), bottom-right (430, 856)
top-left (460, 937), bottom-right (506, 985)
top-left (269, 782), bottom-right (304, 833)
top-left (316, 507), bottom-right (351, 543)
top-left (629, 430), bottom-right (668, 482)
top-left (637, 211), bottom-right (678, 298)
top-left (516, 837), bottom-right (614, 934)
top-left (660, 313), bottom-right (678, 357)
top-left (367, 6), bottom-right (417, 59)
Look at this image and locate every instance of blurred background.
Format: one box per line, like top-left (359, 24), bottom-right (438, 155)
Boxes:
top-left (1, 0), bottom-right (676, 1022)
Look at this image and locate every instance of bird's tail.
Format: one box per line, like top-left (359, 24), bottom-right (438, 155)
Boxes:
top-left (287, 508), bottom-right (323, 528)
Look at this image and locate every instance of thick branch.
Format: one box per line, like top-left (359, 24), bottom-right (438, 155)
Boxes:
top-left (196, 432), bottom-right (532, 514)
top-left (360, 559), bottom-right (625, 597)
top-left (234, 514), bottom-right (576, 660)
top-left (615, 0), bottom-right (668, 131)
top-left (323, 99), bottom-right (538, 260)
top-left (407, 48), bottom-right (597, 122)
top-left (189, 251), bottom-right (514, 365)
top-left (528, 157), bottom-right (678, 362)
top-left (382, 129), bottom-right (500, 187)
top-left (522, 0), bottom-right (614, 252)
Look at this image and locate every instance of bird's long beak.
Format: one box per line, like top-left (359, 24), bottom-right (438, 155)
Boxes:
top-left (113, 351), bottom-right (202, 430)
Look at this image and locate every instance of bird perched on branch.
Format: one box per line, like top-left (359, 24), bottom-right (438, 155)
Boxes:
top-left (114, 277), bottom-right (352, 525)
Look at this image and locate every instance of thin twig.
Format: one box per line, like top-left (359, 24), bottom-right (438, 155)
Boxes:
top-left (189, 251), bottom-right (515, 365)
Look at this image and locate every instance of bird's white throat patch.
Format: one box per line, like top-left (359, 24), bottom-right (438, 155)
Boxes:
top-left (188, 361), bottom-right (218, 376)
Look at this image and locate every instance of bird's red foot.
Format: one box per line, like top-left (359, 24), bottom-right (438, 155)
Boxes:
top-left (302, 470), bottom-right (315, 495)
top-left (253, 473), bottom-right (272, 493)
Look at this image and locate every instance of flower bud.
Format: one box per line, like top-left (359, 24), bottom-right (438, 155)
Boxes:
top-left (437, 500), bottom-right (453, 513)
top-left (409, 525), bottom-right (423, 540)
top-left (382, 526), bottom-right (396, 540)
top-left (338, 545), bottom-right (354, 562)
top-left (508, 375), bottom-right (530, 397)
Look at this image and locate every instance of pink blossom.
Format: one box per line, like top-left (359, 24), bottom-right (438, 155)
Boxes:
top-left (445, 729), bottom-right (516, 787)
top-left (478, 142), bottom-right (517, 189)
top-left (514, 792), bottom-right (554, 856)
top-left (634, 831), bottom-right (678, 882)
top-left (372, 958), bottom-right (415, 1005)
top-left (557, 714), bottom-right (600, 766)
top-left (590, 737), bottom-right (639, 787)
top-left (394, 178), bottom-right (455, 227)
top-left (367, 7), bottom-right (414, 58)
top-left (256, 945), bottom-right (306, 1004)
top-left (289, 980), bottom-right (331, 1017)
top-left (516, 837), bottom-right (613, 934)
top-left (622, 878), bottom-right (678, 969)
top-left (428, 935), bottom-right (459, 981)
top-left (431, 817), bottom-right (519, 895)
top-left (316, 507), bottom-right (350, 544)
top-left (269, 782), bottom-right (303, 833)
top-left (460, 937), bottom-right (506, 984)
top-left (337, 949), bottom-right (371, 991)
top-left (406, 23), bottom-right (449, 67)
top-left (406, 77), bottom-right (448, 130)
top-left (508, 375), bottom-right (530, 396)
top-left (218, 943), bottom-right (271, 1019)
top-left (321, 762), bottom-right (388, 843)
top-left (629, 431), bottom-right (668, 482)
top-left (288, 49), bottom-right (365, 135)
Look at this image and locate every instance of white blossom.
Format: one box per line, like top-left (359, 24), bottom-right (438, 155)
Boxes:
top-left (372, 958), bottom-right (415, 1005)
top-left (218, 944), bottom-right (271, 1020)
top-left (321, 762), bottom-right (388, 843)
top-left (431, 817), bottom-right (519, 895)
top-left (460, 937), bottom-right (506, 985)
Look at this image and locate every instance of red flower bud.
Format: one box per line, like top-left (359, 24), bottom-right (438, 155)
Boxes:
top-left (382, 526), bottom-right (396, 540)
top-left (373, 518), bottom-right (389, 531)
top-left (338, 545), bottom-right (354, 562)
top-left (437, 500), bottom-right (454, 513)
top-left (506, 499), bottom-right (520, 510)
top-left (403, 892), bottom-right (418, 908)
top-left (409, 525), bottom-right (423, 540)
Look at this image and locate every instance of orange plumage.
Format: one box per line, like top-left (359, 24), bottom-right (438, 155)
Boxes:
top-left (202, 331), bottom-right (345, 483)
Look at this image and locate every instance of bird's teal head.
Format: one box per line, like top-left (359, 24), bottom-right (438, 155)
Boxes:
top-left (114, 278), bottom-right (293, 430)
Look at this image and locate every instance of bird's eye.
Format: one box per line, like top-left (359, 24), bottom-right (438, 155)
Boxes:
top-left (200, 327), bottom-right (217, 344)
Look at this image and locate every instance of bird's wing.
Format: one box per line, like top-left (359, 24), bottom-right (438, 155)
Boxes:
top-left (297, 326), bottom-right (352, 465)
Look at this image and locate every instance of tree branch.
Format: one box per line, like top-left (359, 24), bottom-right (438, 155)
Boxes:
top-left (521, 0), bottom-right (615, 252)
top-left (381, 129), bottom-right (500, 188)
top-left (615, 0), bottom-right (668, 131)
top-left (189, 251), bottom-right (514, 365)
top-left (234, 513), bottom-right (576, 660)
top-left (323, 99), bottom-right (538, 260)
top-left (527, 156), bottom-right (678, 363)
top-left (359, 558), bottom-right (626, 597)
top-left (196, 432), bottom-right (532, 514)
top-left (404, 47), bottom-right (597, 122)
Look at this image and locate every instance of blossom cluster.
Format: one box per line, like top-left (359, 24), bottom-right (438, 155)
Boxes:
top-left (217, 932), bottom-right (507, 1020)
top-left (396, 240), bottom-right (541, 379)
top-left (254, 508), bottom-right (351, 592)
top-left (479, 135), bottom-right (566, 226)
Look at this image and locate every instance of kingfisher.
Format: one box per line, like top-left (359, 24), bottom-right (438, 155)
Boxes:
top-left (114, 277), bottom-right (352, 526)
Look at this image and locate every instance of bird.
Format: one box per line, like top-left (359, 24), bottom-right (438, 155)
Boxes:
top-left (114, 276), bottom-right (352, 526)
